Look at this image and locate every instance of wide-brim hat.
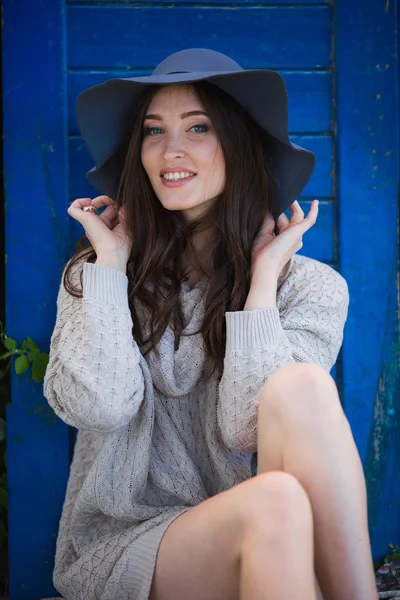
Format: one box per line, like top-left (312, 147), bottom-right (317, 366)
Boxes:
top-left (76, 48), bottom-right (316, 218)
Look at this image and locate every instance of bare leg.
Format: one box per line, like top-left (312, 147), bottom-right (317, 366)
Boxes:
top-left (239, 473), bottom-right (317, 600)
top-left (257, 362), bottom-right (378, 600)
top-left (149, 472), bottom-right (316, 600)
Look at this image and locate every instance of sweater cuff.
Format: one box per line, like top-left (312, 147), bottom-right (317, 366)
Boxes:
top-left (83, 262), bottom-right (129, 308)
top-left (225, 308), bottom-right (284, 351)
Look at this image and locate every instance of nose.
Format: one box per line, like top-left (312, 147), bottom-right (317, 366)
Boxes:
top-left (162, 134), bottom-right (185, 161)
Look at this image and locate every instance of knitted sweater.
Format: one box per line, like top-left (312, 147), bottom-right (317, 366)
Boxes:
top-left (43, 253), bottom-right (349, 600)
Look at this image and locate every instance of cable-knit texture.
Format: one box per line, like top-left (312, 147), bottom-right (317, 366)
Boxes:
top-left (43, 254), bottom-right (349, 600)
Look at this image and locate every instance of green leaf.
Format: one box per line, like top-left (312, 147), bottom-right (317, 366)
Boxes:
top-left (22, 337), bottom-right (38, 352)
top-left (14, 354), bottom-right (30, 375)
top-left (32, 352), bottom-right (49, 383)
top-left (0, 487), bottom-right (7, 510)
top-left (0, 418), bottom-right (5, 442)
top-left (3, 337), bottom-right (17, 351)
top-left (27, 348), bottom-right (40, 363)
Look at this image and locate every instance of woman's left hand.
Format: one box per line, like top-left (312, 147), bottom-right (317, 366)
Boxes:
top-left (250, 200), bottom-right (319, 282)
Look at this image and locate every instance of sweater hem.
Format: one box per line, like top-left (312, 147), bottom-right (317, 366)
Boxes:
top-left (122, 508), bottom-right (192, 599)
top-left (83, 262), bottom-right (129, 308)
top-left (225, 308), bottom-right (285, 351)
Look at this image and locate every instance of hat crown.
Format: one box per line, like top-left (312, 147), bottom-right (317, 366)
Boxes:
top-left (152, 48), bottom-right (243, 76)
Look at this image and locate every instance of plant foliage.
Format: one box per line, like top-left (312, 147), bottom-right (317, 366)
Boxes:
top-left (0, 320), bottom-right (49, 595)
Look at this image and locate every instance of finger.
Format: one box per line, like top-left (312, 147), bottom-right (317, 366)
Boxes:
top-left (68, 195), bottom-right (117, 225)
top-left (98, 205), bottom-right (118, 229)
top-left (276, 212), bottom-right (290, 233)
top-left (289, 200), bottom-right (304, 224)
top-left (69, 197), bottom-right (93, 211)
top-left (97, 203), bottom-right (118, 221)
top-left (100, 204), bottom-right (118, 219)
top-left (296, 200), bottom-right (319, 232)
top-left (305, 199), bottom-right (319, 221)
top-left (67, 198), bottom-right (97, 223)
top-left (90, 195), bottom-right (116, 210)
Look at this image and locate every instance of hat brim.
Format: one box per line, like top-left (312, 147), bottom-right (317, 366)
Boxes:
top-left (76, 69), bottom-right (315, 217)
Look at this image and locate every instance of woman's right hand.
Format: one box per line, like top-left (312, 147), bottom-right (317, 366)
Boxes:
top-left (68, 196), bottom-right (132, 271)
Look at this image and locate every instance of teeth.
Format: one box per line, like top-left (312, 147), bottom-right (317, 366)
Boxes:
top-left (163, 172), bottom-right (194, 181)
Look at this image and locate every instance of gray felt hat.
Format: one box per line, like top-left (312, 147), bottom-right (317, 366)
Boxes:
top-left (76, 48), bottom-right (316, 218)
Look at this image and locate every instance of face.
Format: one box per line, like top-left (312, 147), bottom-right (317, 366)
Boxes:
top-left (140, 85), bottom-right (225, 222)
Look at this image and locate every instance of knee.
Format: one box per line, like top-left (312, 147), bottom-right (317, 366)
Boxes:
top-left (259, 362), bottom-right (346, 424)
top-left (264, 362), bottom-right (333, 394)
top-left (245, 472), bottom-right (313, 535)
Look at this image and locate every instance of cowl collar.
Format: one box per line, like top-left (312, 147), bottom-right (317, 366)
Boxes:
top-left (137, 279), bottom-right (212, 398)
top-left (136, 257), bottom-right (293, 398)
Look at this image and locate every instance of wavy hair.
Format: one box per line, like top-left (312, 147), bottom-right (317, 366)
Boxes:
top-left (64, 81), bottom-right (278, 372)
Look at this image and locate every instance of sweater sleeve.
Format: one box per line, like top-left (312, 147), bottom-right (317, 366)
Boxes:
top-left (43, 259), bottom-right (145, 432)
top-left (217, 256), bottom-right (350, 453)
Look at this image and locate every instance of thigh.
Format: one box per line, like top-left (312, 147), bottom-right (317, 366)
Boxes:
top-left (149, 471), bottom-right (324, 600)
top-left (149, 475), bottom-right (267, 600)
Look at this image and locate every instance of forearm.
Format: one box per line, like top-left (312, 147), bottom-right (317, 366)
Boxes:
top-left (244, 274), bottom-right (278, 310)
top-left (44, 262), bottom-right (144, 431)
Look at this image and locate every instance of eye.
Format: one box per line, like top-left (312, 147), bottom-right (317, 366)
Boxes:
top-left (190, 124), bottom-right (209, 133)
top-left (144, 127), bottom-right (164, 136)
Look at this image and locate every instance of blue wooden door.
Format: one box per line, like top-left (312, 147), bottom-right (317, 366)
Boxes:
top-left (2, 0), bottom-right (399, 598)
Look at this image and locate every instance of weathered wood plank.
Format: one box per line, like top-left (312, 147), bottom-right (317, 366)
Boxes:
top-left (3, 0), bottom-right (71, 598)
top-left (335, 0), bottom-right (399, 559)
top-left (68, 0), bottom-right (330, 4)
top-left (67, 5), bottom-right (332, 69)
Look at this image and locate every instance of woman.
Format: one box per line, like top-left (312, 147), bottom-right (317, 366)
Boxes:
top-left (43, 48), bottom-right (377, 600)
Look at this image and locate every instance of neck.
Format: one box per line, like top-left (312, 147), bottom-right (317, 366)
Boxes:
top-left (181, 229), bottom-right (214, 283)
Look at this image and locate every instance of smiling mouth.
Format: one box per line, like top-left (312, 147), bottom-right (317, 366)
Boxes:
top-left (161, 172), bottom-right (197, 181)
top-left (160, 174), bottom-right (196, 188)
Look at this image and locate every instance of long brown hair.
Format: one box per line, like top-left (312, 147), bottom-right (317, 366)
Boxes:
top-left (64, 81), bottom-right (278, 372)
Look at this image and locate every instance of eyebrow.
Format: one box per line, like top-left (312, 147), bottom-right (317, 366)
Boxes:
top-left (143, 110), bottom-right (209, 121)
